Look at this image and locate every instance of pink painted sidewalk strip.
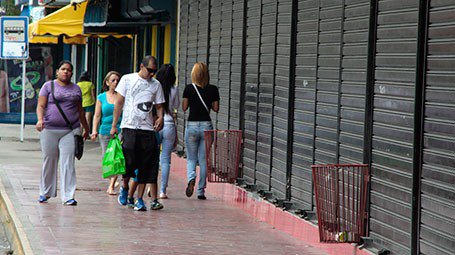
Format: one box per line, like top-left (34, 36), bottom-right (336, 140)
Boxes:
top-left (172, 154), bottom-right (372, 255)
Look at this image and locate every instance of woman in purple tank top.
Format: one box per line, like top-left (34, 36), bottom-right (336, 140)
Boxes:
top-left (35, 60), bottom-right (90, 206)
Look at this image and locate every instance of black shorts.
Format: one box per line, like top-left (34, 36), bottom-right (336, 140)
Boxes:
top-left (121, 128), bottom-right (160, 184)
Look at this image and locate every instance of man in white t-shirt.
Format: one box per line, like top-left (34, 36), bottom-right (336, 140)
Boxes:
top-left (111, 56), bottom-right (165, 211)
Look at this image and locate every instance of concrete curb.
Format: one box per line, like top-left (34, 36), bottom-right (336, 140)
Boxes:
top-left (0, 177), bottom-right (34, 255)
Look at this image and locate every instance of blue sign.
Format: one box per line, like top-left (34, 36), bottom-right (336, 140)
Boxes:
top-left (0, 16), bottom-right (29, 59)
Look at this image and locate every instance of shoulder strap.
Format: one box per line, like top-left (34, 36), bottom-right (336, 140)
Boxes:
top-left (51, 80), bottom-right (73, 130)
top-left (192, 83), bottom-right (209, 113)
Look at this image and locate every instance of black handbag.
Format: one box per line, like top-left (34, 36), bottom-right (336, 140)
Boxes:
top-left (51, 80), bottom-right (84, 160)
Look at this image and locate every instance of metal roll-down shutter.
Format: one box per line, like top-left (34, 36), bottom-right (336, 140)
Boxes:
top-left (419, 1), bottom-right (455, 254)
top-left (369, 1), bottom-right (419, 253)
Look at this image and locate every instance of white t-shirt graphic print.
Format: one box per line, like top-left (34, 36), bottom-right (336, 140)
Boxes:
top-left (115, 73), bottom-right (165, 131)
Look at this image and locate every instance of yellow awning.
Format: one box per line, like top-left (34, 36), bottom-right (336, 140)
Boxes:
top-left (29, 1), bottom-right (131, 45)
top-left (29, 35), bottom-right (87, 45)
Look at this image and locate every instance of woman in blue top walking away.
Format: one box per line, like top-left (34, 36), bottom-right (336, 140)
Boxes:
top-left (91, 71), bottom-right (122, 195)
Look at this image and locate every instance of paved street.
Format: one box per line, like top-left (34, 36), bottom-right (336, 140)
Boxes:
top-left (0, 124), bottom-right (327, 255)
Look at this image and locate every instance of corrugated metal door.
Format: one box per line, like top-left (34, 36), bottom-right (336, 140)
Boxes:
top-left (314, 0), bottom-right (342, 165)
top-left (208, 1), bottom-right (235, 131)
top-left (242, 0), bottom-right (262, 185)
top-left (208, 0), bottom-right (243, 131)
top-left (177, 0), bottom-right (190, 152)
top-left (255, 0), bottom-right (277, 191)
top-left (419, 1), bottom-right (455, 254)
top-left (369, 0), bottom-right (419, 253)
top-left (292, 0), bottom-right (319, 209)
top-left (208, 1), bottom-right (222, 127)
top-left (229, 0), bottom-right (244, 130)
top-left (270, 0), bottom-right (292, 199)
top-left (197, 0), bottom-right (209, 63)
top-left (291, 0), bottom-right (371, 213)
top-left (218, 1), bottom-right (233, 130)
top-left (339, 0), bottom-right (369, 165)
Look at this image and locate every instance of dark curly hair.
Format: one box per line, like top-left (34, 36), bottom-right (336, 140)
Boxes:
top-left (57, 60), bottom-right (73, 71)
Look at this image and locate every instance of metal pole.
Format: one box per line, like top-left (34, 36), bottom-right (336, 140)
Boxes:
top-left (20, 59), bottom-right (26, 142)
top-left (411, 1), bottom-right (430, 253)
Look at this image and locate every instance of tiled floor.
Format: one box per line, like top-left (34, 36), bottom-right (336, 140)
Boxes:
top-left (0, 137), bottom-right (327, 255)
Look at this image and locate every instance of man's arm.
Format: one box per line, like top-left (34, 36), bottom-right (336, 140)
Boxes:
top-left (154, 103), bottom-right (164, 131)
top-left (110, 94), bottom-right (124, 137)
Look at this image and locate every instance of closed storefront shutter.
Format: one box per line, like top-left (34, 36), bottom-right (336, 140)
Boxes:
top-left (242, 0), bottom-right (262, 184)
top-left (218, 1), bottom-right (233, 130)
top-left (255, 0), bottom-right (277, 191)
top-left (177, 0), bottom-right (190, 152)
top-left (187, 0), bottom-right (198, 78)
top-left (271, 0), bottom-right (292, 199)
top-left (229, 0), bottom-right (244, 130)
top-left (291, 0), bottom-right (371, 212)
top-left (208, 0), bottom-right (243, 131)
top-left (197, 0), bottom-right (209, 63)
top-left (209, 1), bottom-right (237, 131)
top-left (420, 1), bottom-right (455, 254)
top-left (369, 0), bottom-right (419, 253)
top-left (314, 0), bottom-right (342, 165)
top-left (208, 1), bottom-right (222, 126)
top-left (339, 0), bottom-right (369, 164)
top-left (292, 0), bottom-right (319, 209)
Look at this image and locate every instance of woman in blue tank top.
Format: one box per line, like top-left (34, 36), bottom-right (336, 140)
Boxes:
top-left (91, 71), bottom-right (122, 195)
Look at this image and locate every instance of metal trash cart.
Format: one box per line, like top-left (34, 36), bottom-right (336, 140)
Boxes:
top-left (204, 130), bottom-right (242, 183)
top-left (312, 164), bottom-right (370, 243)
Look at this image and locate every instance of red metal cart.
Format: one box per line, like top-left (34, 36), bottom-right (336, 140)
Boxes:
top-left (204, 130), bottom-right (242, 183)
top-left (312, 164), bottom-right (370, 243)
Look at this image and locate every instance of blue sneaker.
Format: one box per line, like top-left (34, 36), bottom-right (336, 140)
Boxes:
top-left (134, 198), bottom-right (147, 211)
top-left (63, 199), bottom-right (77, 206)
top-left (38, 195), bottom-right (49, 203)
top-left (118, 187), bottom-right (128, 206)
top-left (126, 197), bottom-right (135, 208)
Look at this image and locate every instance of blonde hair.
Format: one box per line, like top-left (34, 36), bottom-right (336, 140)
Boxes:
top-left (191, 62), bottom-right (209, 87)
top-left (102, 71), bottom-right (121, 92)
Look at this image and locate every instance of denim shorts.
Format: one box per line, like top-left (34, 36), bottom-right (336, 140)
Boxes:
top-left (83, 104), bottom-right (95, 113)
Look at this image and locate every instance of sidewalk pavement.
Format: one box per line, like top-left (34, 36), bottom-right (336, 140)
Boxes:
top-left (0, 124), bottom-right (328, 255)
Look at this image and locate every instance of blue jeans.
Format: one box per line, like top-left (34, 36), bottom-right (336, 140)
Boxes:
top-left (185, 121), bottom-right (213, 196)
top-left (159, 123), bottom-right (176, 194)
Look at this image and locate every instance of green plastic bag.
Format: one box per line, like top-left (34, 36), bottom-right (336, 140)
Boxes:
top-left (102, 135), bottom-right (126, 179)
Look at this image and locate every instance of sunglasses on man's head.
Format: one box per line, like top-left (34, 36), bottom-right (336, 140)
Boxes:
top-left (146, 67), bottom-right (157, 74)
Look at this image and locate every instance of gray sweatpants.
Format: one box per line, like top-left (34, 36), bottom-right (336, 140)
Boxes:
top-left (39, 128), bottom-right (79, 203)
